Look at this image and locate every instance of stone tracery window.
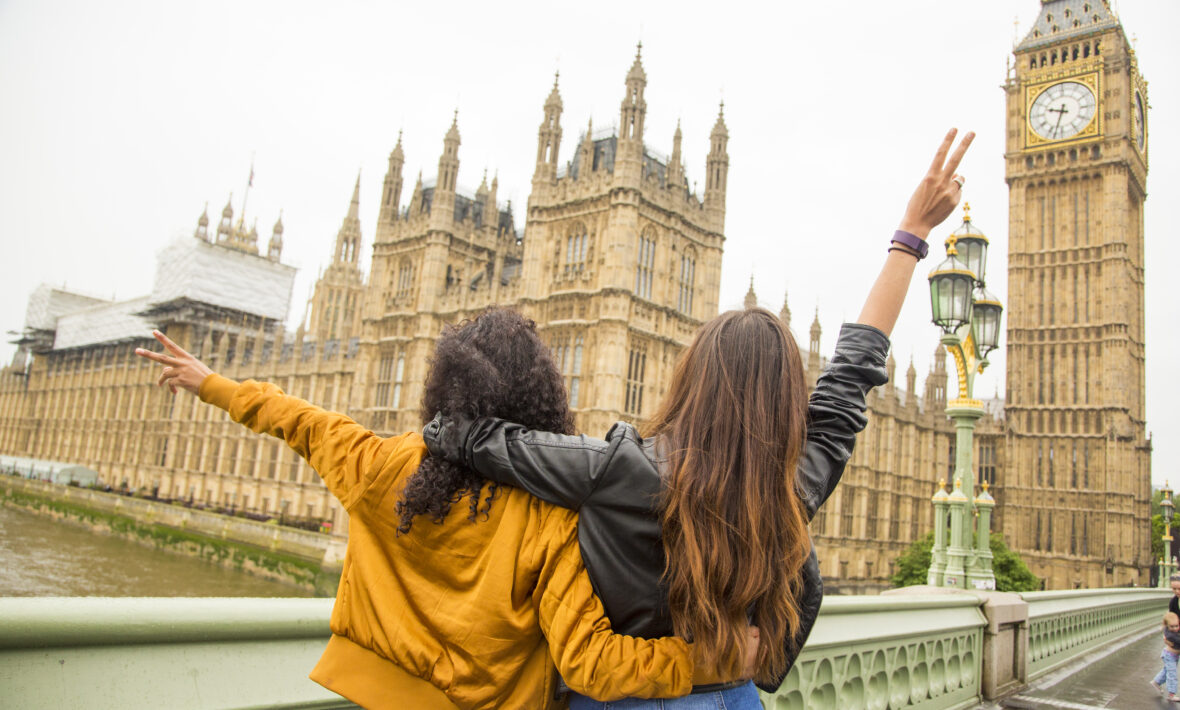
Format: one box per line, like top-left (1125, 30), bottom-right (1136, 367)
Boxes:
top-left (678, 248), bottom-right (696, 316)
top-left (635, 229), bottom-right (655, 299)
top-left (564, 225), bottom-right (590, 276)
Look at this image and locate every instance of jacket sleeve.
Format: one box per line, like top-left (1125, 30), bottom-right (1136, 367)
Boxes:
top-left (535, 510), bottom-right (709, 699)
top-left (199, 373), bottom-right (421, 510)
top-left (797, 323), bottom-right (891, 518)
top-left (423, 413), bottom-right (613, 510)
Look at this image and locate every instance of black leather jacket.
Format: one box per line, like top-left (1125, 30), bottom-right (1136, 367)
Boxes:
top-left (424, 323), bottom-right (890, 691)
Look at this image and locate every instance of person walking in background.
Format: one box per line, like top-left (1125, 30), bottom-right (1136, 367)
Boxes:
top-left (1152, 610), bottom-right (1180, 700)
top-left (424, 128), bottom-right (975, 707)
top-left (136, 308), bottom-right (754, 709)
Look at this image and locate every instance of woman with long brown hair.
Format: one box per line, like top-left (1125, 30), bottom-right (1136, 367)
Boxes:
top-left (425, 128), bottom-right (975, 705)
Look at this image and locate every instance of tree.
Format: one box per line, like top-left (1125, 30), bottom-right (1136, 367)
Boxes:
top-left (890, 531), bottom-right (1040, 592)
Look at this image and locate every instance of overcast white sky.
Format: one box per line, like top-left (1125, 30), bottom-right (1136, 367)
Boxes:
top-left (1, 0), bottom-right (1177, 483)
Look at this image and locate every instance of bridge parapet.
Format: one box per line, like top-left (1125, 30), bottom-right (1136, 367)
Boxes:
top-left (1021, 587), bottom-right (1168, 680)
top-left (0, 589), bottom-right (1171, 709)
top-left (764, 594), bottom-right (986, 710)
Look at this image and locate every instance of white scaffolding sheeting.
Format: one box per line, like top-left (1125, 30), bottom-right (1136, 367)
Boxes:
top-left (150, 237), bottom-right (296, 321)
top-left (24, 285), bottom-right (111, 331)
top-left (53, 296), bottom-right (153, 350)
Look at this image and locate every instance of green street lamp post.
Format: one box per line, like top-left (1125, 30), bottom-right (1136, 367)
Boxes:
top-left (926, 204), bottom-right (1003, 591)
top-left (1161, 483), bottom-right (1175, 588)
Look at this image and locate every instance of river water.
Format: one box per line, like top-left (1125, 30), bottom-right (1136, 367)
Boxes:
top-left (0, 504), bottom-right (315, 597)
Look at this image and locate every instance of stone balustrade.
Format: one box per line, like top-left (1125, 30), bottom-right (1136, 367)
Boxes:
top-left (0, 588), bottom-right (1169, 709)
top-left (1021, 587), bottom-right (1168, 679)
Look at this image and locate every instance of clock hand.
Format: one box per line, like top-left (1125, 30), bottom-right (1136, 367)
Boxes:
top-left (1049, 103), bottom-right (1068, 138)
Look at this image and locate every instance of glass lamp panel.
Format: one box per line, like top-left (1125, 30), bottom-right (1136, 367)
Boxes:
top-left (951, 276), bottom-right (974, 327)
top-left (972, 301), bottom-right (1002, 354)
top-left (958, 237), bottom-right (987, 285)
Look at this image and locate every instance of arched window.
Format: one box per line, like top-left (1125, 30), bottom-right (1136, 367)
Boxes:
top-left (635, 229), bottom-right (656, 299)
top-left (549, 331), bottom-right (585, 408)
top-left (564, 225), bottom-right (590, 275)
top-left (678, 247), bottom-right (696, 316)
top-left (395, 259), bottom-right (415, 299)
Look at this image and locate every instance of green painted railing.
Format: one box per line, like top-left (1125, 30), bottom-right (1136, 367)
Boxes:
top-left (762, 595), bottom-right (986, 710)
top-left (0, 589), bottom-right (1169, 709)
top-left (1020, 587), bottom-right (1169, 680)
top-left (0, 597), bottom-right (355, 710)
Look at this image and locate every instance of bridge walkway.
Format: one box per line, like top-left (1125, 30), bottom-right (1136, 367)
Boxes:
top-left (1001, 625), bottom-right (1168, 709)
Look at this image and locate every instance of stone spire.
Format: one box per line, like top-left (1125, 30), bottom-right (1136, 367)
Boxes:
top-left (779, 289), bottom-right (791, 330)
top-left (668, 120), bottom-right (684, 188)
top-left (577, 117), bottom-right (595, 178)
top-left (906, 356), bottom-right (918, 405)
top-left (743, 276), bottom-right (758, 309)
top-left (379, 130), bottom-right (405, 224)
top-left (333, 173), bottom-right (362, 266)
top-left (619, 43), bottom-right (647, 148)
top-left (705, 101), bottom-right (729, 229)
top-left (216, 195), bottom-right (233, 244)
top-left (810, 307), bottom-right (822, 355)
top-left (438, 110), bottom-right (460, 195)
top-left (535, 72), bottom-right (563, 183)
top-left (268, 212), bottom-right (284, 262)
top-left (194, 202), bottom-right (210, 241)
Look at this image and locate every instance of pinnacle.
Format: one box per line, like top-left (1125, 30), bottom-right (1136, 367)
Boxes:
top-left (446, 110), bottom-right (460, 142)
top-left (545, 71), bottom-right (562, 108)
top-left (347, 172), bottom-right (361, 220)
top-left (712, 101), bottom-right (729, 137)
top-left (626, 42), bottom-right (646, 83)
top-left (743, 275), bottom-right (757, 309)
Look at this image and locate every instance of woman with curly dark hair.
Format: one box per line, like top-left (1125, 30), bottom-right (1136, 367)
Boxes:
top-left (425, 129), bottom-right (975, 707)
top-left (137, 307), bottom-right (749, 709)
top-left (395, 307), bottom-right (575, 535)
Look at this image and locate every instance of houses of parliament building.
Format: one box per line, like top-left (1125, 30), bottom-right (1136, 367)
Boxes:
top-left (0, 1), bottom-right (1151, 592)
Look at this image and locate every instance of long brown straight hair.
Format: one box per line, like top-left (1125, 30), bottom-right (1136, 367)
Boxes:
top-left (646, 307), bottom-right (810, 683)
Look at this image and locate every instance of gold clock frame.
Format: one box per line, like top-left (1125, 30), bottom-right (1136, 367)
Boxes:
top-left (1024, 72), bottom-right (1102, 150)
top-left (1131, 86), bottom-right (1148, 157)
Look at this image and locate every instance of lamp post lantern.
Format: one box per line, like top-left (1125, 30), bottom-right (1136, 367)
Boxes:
top-left (926, 204), bottom-right (1003, 591)
top-left (1161, 482), bottom-right (1175, 587)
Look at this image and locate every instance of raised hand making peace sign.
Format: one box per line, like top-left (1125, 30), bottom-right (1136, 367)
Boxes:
top-left (135, 330), bottom-right (212, 395)
top-left (898, 127), bottom-right (975, 240)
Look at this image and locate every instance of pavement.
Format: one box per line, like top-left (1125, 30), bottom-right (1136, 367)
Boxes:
top-left (994, 625), bottom-right (1173, 709)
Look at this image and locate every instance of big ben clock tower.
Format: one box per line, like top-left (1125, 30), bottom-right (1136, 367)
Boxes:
top-left (1003, 0), bottom-right (1150, 589)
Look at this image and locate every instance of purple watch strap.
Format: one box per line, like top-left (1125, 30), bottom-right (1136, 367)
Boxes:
top-left (891, 230), bottom-right (928, 260)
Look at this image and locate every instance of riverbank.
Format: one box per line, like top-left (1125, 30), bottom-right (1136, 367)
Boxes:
top-left (1, 476), bottom-right (342, 595)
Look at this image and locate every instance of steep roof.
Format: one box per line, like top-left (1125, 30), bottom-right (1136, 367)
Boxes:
top-left (1017, 0), bottom-right (1120, 52)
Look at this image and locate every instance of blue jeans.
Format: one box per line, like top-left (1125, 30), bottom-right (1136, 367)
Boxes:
top-left (569, 682), bottom-right (762, 710)
top-left (1155, 648), bottom-right (1178, 695)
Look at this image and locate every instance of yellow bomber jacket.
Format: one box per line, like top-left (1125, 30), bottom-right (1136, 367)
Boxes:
top-left (200, 374), bottom-right (708, 709)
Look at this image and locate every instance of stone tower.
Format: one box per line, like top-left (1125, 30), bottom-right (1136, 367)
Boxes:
top-left (519, 46), bottom-right (726, 434)
top-left (1003, 0), bottom-right (1151, 588)
top-left (308, 175), bottom-right (365, 343)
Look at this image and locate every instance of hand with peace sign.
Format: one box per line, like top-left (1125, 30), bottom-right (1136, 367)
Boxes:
top-left (898, 127), bottom-right (975, 240)
top-left (856, 128), bottom-right (975, 336)
top-left (135, 330), bottom-right (213, 395)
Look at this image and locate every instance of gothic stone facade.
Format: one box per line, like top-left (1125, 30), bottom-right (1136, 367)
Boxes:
top-left (0, 29), bottom-right (1144, 590)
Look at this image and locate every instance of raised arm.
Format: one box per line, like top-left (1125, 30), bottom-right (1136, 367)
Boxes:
top-left (137, 330), bottom-right (411, 508)
top-left (796, 323), bottom-right (891, 517)
top-left (423, 413), bottom-right (611, 510)
top-left (857, 128), bottom-right (974, 336)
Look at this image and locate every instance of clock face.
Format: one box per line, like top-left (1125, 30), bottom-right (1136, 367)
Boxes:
top-left (1133, 90), bottom-right (1146, 151)
top-left (1029, 81), bottom-right (1097, 141)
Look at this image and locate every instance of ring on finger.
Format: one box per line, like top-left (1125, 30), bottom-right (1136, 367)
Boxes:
top-left (951, 174), bottom-right (965, 188)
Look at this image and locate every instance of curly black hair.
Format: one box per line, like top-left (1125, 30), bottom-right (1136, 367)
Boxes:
top-left (395, 307), bottom-right (575, 534)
